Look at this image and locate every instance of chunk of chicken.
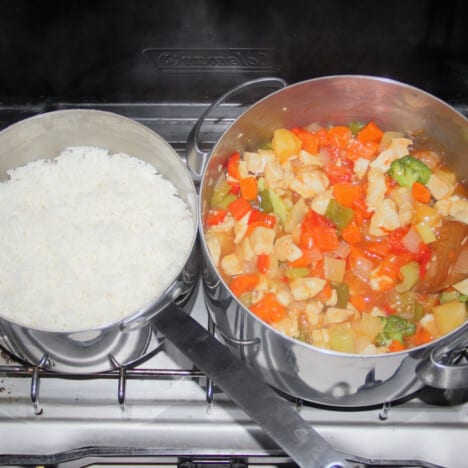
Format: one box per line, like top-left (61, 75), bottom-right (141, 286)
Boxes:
top-left (273, 235), bottom-right (303, 262)
top-left (310, 190), bottom-right (333, 215)
top-left (234, 212), bottom-right (250, 244)
top-left (220, 253), bottom-right (243, 276)
top-left (369, 198), bottom-right (401, 236)
top-left (353, 157), bottom-right (370, 179)
top-left (426, 173), bottom-right (455, 201)
top-left (304, 301), bottom-right (324, 326)
top-left (311, 328), bottom-right (330, 348)
top-left (264, 159), bottom-right (289, 190)
top-left (324, 307), bottom-right (354, 325)
top-left (390, 186), bottom-right (414, 226)
top-left (289, 171), bottom-right (329, 199)
top-left (298, 149), bottom-right (323, 167)
top-left (243, 149), bottom-right (276, 175)
top-left (249, 226), bottom-right (276, 255)
top-left (290, 277), bottom-right (326, 301)
top-left (366, 168), bottom-right (387, 212)
top-left (370, 137), bottom-right (412, 172)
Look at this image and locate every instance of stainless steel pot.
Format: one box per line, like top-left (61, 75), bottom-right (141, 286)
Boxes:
top-left (197, 75), bottom-right (468, 407)
top-left (0, 109), bottom-right (200, 373)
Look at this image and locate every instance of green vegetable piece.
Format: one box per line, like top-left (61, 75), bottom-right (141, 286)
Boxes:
top-left (332, 282), bottom-right (350, 308)
top-left (348, 121), bottom-right (365, 136)
top-left (217, 193), bottom-right (237, 210)
top-left (285, 267), bottom-right (310, 280)
top-left (211, 181), bottom-right (232, 208)
top-left (325, 199), bottom-right (354, 230)
top-left (259, 188), bottom-right (288, 223)
top-left (388, 155), bottom-right (431, 188)
top-left (396, 261), bottom-right (420, 292)
top-left (440, 290), bottom-right (468, 304)
top-left (375, 315), bottom-right (416, 346)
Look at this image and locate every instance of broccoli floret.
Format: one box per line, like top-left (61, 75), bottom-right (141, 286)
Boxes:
top-left (375, 315), bottom-right (416, 346)
top-left (388, 155), bottom-right (431, 188)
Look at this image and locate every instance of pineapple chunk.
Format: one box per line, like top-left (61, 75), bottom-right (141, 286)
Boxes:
top-left (432, 301), bottom-right (466, 336)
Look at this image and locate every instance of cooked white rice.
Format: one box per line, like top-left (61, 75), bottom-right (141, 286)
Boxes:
top-left (0, 146), bottom-right (194, 331)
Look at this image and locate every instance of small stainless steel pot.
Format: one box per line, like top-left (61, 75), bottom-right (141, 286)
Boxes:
top-left (0, 109), bottom-right (199, 373)
top-left (196, 75), bottom-right (468, 407)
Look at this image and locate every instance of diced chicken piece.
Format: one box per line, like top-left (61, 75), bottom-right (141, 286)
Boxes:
top-left (290, 277), bottom-right (326, 301)
top-left (369, 198), bottom-right (401, 236)
top-left (275, 285), bottom-right (294, 307)
top-left (264, 159), bottom-right (287, 189)
top-left (304, 301), bottom-right (324, 326)
top-left (390, 186), bottom-right (414, 226)
top-left (448, 198), bottom-right (468, 224)
top-left (426, 174), bottom-right (455, 200)
top-left (353, 157), bottom-right (370, 179)
top-left (420, 313), bottom-right (439, 338)
top-left (209, 213), bottom-right (235, 233)
top-left (289, 170), bottom-right (329, 199)
top-left (370, 306), bottom-right (386, 317)
top-left (249, 226), bottom-right (276, 255)
top-left (271, 316), bottom-right (299, 338)
top-left (206, 234), bottom-right (221, 267)
top-left (237, 237), bottom-right (255, 262)
top-left (298, 149), bottom-right (323, 166)
top-left (273, 235), bottom-right (302, 262)
top-left (310, 190), bottom-right (333, 215)
top-left (243, 149), bottom-right (276, 175)
top-left (370, 137), bottom-right (412, 172)
top-left (238, 160), bottom-right (249, 179)
top-left (311, 328), bottom-right (330, 348)
top-left (324, 307), bottom-right (354, 325)
top-left (366, 168), bottom-right (387, 212)
top-left (234, 212), bottom-right (250, 244)
top-left (220, 253), bottom-right (243, 276)
top-left (434, 196), bottom-right (468, 224)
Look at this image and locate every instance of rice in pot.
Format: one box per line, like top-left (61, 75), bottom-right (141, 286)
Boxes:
top-left (0, 146), bottom-right (194, 331)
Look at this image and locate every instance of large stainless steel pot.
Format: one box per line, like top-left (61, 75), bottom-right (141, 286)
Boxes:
top-left (197, 75), bottom-right (468, 407)
top-left (0, 109), bottom-right (200, 373)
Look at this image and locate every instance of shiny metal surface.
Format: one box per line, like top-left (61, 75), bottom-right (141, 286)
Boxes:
top-left (0, 109), bottom-right (199, 373)
top-left (200, 75), bottom-right (468, 407)
top-left (154, 303), bottom-right (349, 468)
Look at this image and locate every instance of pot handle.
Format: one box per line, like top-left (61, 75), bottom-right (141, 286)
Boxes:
top-left (186, 76), bottom-right (287, 182)
top-left (415, 322), bottom-right (468, 389)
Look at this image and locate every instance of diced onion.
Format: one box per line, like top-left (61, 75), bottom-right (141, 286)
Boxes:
top-left (352, 256), bottom-right (374, 282)
top-left (402, 227), bottom-right (422, 253)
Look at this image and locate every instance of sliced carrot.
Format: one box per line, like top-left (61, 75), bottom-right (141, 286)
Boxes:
top-left (411, 181), bottom-right (432, 203)
top-left (256, 254), bottom-right (270, 274)
top-left (227, 197), bottom-right (251, 220)
top-left (388, 340), bottom-right (406, 352)
top-left (205, 208), bottom-right (227, 226)
top-left (327, 125), bottom-right (352, 149)
top-left (250, 292), bottom-right (286, 323)
top-left (341, 219), bottom-right (362, 243)
top-left (227, 152), bottom-right (241, 180)
top-left (412, 326), bottom-right (433, 346)
top-left (357, 121), bottom-right (384, 144)
top-left (349, 294), bottom-right (368, 313)
top-left (239, 176), bottom-right (258, 201)
top-left (291, 127), bottom-right (320, 154)
top-left (332, 182), bottom-right (362, 208)
top-left (229, 274), bottom-right (260, 297)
